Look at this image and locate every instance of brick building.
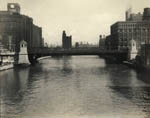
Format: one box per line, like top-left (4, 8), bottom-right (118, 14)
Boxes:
top-left (108, 8), bottom-right (150, 51)
top-left (0, 3), bottom-right (43, 53)
top-left (126, 8), bottom-right (143, 21)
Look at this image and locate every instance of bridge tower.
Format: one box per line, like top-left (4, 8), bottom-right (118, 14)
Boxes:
top-left (128, 39), bottom-right (138, 60)
top-left (18, 40), bottom-right (30, 65)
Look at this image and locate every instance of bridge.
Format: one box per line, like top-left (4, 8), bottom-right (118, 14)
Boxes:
top-left (0, 47), bottom-right (128, 64)
top-left (27, 48), bottom-right (128, 64)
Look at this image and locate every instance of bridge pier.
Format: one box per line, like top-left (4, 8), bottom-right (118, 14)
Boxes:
top-left (17, 40), bottom-right (30, 65)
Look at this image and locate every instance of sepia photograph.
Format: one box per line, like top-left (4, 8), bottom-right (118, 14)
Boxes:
top-left (0, 0), bottom-right (150, 118)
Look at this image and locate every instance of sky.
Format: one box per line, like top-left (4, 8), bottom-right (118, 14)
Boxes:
top-left (0, 0), bottom-right (150, 45)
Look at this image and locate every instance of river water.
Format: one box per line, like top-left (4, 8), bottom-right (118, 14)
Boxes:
top-left (0, 56), bottom-right (150, 118)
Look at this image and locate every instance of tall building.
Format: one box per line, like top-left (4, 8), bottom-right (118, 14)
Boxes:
top-left (107, 8), bottom-right (150, 51)
top-left (126, 7), bottom-right (132, 21)
top-left (143, 8), bottom-right (150, 21)
top-left (126, 7), bottom-right (143, 22)
top-left (62, 31), bottom-right (72, 49)
top-left (0, 3), bottom-right (43, 52)
top-left (32, 25), bottom-right (42, 48)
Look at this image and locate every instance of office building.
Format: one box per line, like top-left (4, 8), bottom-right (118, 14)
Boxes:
top-left (108, 8), bottom-right (150, 50)
top-left (62, 31), bottom-right (72, 49)
top-left (0, 3), bottom-right (43, 52)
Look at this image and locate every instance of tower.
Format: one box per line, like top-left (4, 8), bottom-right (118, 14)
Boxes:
top-left (128, 39), bottom-right (138, 60)
top-left (18, 40), bottom-right (30, 65)
top-left (143, 8), bottom-right (150, 21)
top-left (126, 7), bottom-right (132, 21)
top-left (62, 30), bottom-right (72, 49)
top-left (62, 30), bottom-right (66, 49)
top-left (7, 3), bottom-right (20, 14)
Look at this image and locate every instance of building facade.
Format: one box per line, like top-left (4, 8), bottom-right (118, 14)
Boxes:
top-left (105, 35), bottom-right (112, 50)
top-left (0, 3), bottom-right (43, 53)
top-left (62, 31), bottom-right (72, 49)
top-left (32, 25), bottom-right (43, 48)
top-left (99, 35), bottom-right (105, 49)
top-left (108, 8), bottom-right (150, 51)
top-left (126, 8), bottom-right (143, 21)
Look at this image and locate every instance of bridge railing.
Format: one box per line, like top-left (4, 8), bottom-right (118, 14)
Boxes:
top-left (28, 47), bottom-right (128, 55)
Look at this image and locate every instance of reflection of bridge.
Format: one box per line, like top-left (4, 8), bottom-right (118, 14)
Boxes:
top-left (28, 48), bottom-right (128, 64)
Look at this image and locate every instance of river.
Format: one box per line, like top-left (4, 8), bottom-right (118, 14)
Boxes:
top-left (0, 56), bottom-right (150, 118)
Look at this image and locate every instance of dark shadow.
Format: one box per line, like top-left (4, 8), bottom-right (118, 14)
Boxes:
top-left (136, 71), bottom-right (150, 84)
top-left (107, 67), bottom-right (150, 116)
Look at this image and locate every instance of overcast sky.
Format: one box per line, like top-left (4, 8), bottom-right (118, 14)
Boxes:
top-left (0, 0), bottom-right (150, 45)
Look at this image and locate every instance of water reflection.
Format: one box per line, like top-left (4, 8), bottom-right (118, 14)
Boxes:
top-left (61, 56), bottom-right (73, 74)
top-left (107, 65), bottom-right (150, 117)
top-left (0, 68), bottom-right (29, 118)
top-left (1, 56), bottom-right (150, 118)
top-left (0, 64), bottom-right (44, 118)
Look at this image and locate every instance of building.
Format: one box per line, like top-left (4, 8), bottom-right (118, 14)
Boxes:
top-left (62, 31), bottom-right (72, 49)
top-left (75, 42), bottom-right (79, 48)
top-left (105, 35), bottom-right (112, 50)
top-left (126, 8), bottom-right (143, 21)
top-left (32, 25), bottom-right (43, 48)
top-left (74, 41), bottom-right (98, 49)
top-left (99, 35), bottom-right (105, 49)
top-left (0, 3), bottom-right (43, 53)
top-left (140, 44), bottom-right (150, 66)
top-left (108, 8), bottom-right (150, 51)
top-left (143, 8), bottom-right (150, 21)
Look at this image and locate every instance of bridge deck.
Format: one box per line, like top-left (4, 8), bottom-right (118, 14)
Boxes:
top-left (27, 48), bottom-right (127, 57)
top-left (0, 48), bottom-right (128, 56)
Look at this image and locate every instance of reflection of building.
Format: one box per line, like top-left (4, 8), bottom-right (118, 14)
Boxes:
top-left (107, 8), bottom-right (150, 50)
top-left (0, 3), bottom-right (44, 53)
top-left (62, 31), bottom-right (72, 49)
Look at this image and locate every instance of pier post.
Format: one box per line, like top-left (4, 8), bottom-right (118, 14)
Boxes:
top-left (128, 39), bottom-right (138, 60)
top-left (18, 40), bottom-right (30, 65)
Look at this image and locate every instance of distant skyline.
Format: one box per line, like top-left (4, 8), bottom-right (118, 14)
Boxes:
top-left (0, 0), bottom-right (150, 45)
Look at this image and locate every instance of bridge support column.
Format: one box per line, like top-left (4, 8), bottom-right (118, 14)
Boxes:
top-left (128, 39), bottom-right (138, 60)
top-left (18, 40), bottom-right (30, 65)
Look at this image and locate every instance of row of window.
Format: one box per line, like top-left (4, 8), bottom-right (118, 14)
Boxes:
top-left (118, 28), bottom-right (150, 32)
top-left (118, 23), bottom-right (150, 28)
